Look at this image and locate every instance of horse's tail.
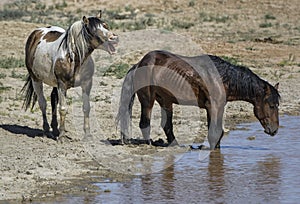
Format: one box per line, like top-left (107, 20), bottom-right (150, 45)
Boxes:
top-left (21, 75), bottom-right (37, 111)
top-left (116, 64), bottom-right (137, 143)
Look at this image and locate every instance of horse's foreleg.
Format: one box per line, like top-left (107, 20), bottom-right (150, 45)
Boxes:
top-left (81, 80), bottom-right (92, 139)
top-left (32, 81), bottom-right (50, 134)
top-left (57, 82), bottom-right (68, 138)
top-left (51, 87), bottom-right (59, 137)
top-left (160, 104), bottom-right (178, 146)
top-left (215, 131), bottom-right (224, 149)
top-left (206, 102), bottom-right (224, 150)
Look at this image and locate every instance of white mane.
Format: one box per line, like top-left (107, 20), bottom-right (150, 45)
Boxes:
top-left (63, 20), bottom-right (89, 65)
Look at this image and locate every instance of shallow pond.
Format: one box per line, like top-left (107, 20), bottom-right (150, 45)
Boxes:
top-left (37, 115), bottom-right (300, 203)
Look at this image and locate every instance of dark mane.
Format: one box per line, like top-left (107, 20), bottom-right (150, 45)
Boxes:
top-left (81, 17), bottom-right (105, 45)
top-left (208, 55), bottom-right (280, 103)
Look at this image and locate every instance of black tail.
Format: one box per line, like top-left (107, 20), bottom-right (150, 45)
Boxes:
top-left (116, 65), bottom-right (137, 142)
top-left (21, 75), bottom-right (37, 111)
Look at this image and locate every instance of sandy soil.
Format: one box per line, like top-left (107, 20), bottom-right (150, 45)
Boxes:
top-left (0, 0), bottom-right (300, 202)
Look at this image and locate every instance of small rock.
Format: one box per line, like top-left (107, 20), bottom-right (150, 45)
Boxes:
top-left (104, 189), bottom-right (111, 193)
top-left (247, 136), bottom-right (256, 140)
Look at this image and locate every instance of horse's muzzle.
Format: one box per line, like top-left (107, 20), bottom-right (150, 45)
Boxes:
top-left (265, 127), bottom-right (278, 136)
top-left (99, 33), bottom-right (119, 54)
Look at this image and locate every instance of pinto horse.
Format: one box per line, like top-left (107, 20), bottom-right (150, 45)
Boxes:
top-left (22, 11), bottom-right (118, 140)
top-left (117, 50), bottom-right (280, 149)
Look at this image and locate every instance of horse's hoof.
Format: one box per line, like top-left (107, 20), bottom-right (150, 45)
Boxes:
top-left (168, 139), bottom-right (179, 147)
top-left (52, 129), bottom-right (60, 137)
top-left (82, 133), bottom-right (93, 142)
top-left (57, 135), bottom-right (72, 144)
top-left (44, 131), bottom-right (57, 140)
top-left (145, 139), bottom-right (152, 145)
top-left (122, 138), bottom-right (130, 145)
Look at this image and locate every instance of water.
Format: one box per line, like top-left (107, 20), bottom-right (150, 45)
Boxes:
top-left (39, 116), bottom-right (300, 203)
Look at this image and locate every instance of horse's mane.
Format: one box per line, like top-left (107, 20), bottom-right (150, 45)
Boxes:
top-left (59, 20), bottom-right (91, 65)
top-left (208, 55), bottom-right (280, 103)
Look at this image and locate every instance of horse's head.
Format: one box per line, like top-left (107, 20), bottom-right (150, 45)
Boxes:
top-left (254, 83), bottom-right (280, 136)
top-left (83, 10), bottom-right (118, 54)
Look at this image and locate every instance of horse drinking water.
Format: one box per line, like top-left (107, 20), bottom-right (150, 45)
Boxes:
top-left (22, 11), bottom-right (118, 140)
top-left (117, 50), bottom-right (280, 149)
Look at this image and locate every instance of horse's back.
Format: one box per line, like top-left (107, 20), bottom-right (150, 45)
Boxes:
top-left (138, 50), bottom-right (215, 74)
top-left (133, 50), bottom-right (227, 106)
top-left (134, 50), bottom-right (208, 106)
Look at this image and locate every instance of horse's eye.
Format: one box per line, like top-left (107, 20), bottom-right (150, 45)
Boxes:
top-left (270, 104), bottom-right (278, 109)
top-left (102, 23), bottom-right (108, 29)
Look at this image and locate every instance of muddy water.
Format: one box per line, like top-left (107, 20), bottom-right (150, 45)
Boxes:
top-left (38, 116), bottom-right (300, 203)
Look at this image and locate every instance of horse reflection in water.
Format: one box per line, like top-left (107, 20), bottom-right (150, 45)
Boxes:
top-left (117, 50), bottom-right (280, 149)
top-left (22, 11), bottom-right (118, 141)
top-left (205, 151), bottom-right (281, 202)
top-left (109, 150), bottom-right (281, 202)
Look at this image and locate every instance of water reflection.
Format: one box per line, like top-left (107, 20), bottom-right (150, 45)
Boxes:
top-left (254, 157), bottom-right (281, 201)
top-left (207, 150), bottom-right (226, 203)
top-left (213, 154), bottom-right (281, 203)
top-left (93, 150), bottom-right (284, 203)
top-left (140, 156), bottom-right (176, 201)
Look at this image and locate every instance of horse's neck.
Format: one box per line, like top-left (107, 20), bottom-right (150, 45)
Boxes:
top-left (66, 25), bottom-right (92, 66)
top-left (225, 75), bottom-right (264, 105)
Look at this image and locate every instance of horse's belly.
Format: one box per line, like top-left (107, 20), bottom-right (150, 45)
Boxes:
top-left (43, 75), bottom-right (57, 87)
top-left (173, 92), bottom-right (200, 106)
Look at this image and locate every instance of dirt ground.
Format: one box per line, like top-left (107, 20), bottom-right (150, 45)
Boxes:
top-left (0, 0), bottom-right (300, 202)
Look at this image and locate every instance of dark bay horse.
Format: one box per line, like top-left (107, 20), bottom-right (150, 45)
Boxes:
top-left (22, 11), bottom-right (118, 140)
top-left (117, 50), bottom-right (280, 149)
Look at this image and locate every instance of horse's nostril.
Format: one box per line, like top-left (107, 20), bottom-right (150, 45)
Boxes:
top-left (109, 35), bottom-right (119, 43)
top-left (269, 129), bottom-right (278, 136)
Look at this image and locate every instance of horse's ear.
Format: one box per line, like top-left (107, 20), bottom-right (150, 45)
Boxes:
top-left (274, 83), bottom-right (279, 90)
top-left (96, 10), bottom-right (102, 19)
top-left (83, 16), bottom-right (89, 25)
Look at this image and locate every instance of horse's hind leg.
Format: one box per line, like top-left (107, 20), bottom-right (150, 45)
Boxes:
top-left (32, 81), bottom-right (50, 135)
top-left (140, 106), bottom-right (153, 144)
top-left (160, 103), bottom-right (178, 146)
top-left (138, 90), bottom-right (155, 144)
top-left (50, 87), bottom-right (59, 137)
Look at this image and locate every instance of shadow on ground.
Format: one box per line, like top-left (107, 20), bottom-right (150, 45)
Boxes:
top-left (104, 138), bottom-right (169, 147)
top-left (0, 124), bottom-right (44, 138)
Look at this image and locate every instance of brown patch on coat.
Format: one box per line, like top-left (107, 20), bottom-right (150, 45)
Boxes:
top-left (54, 57), bottom-right (76, 89)
top-left (25, 29), bottom-right (43, 80)
top-left (43, 31), bottom-right (63, 42)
